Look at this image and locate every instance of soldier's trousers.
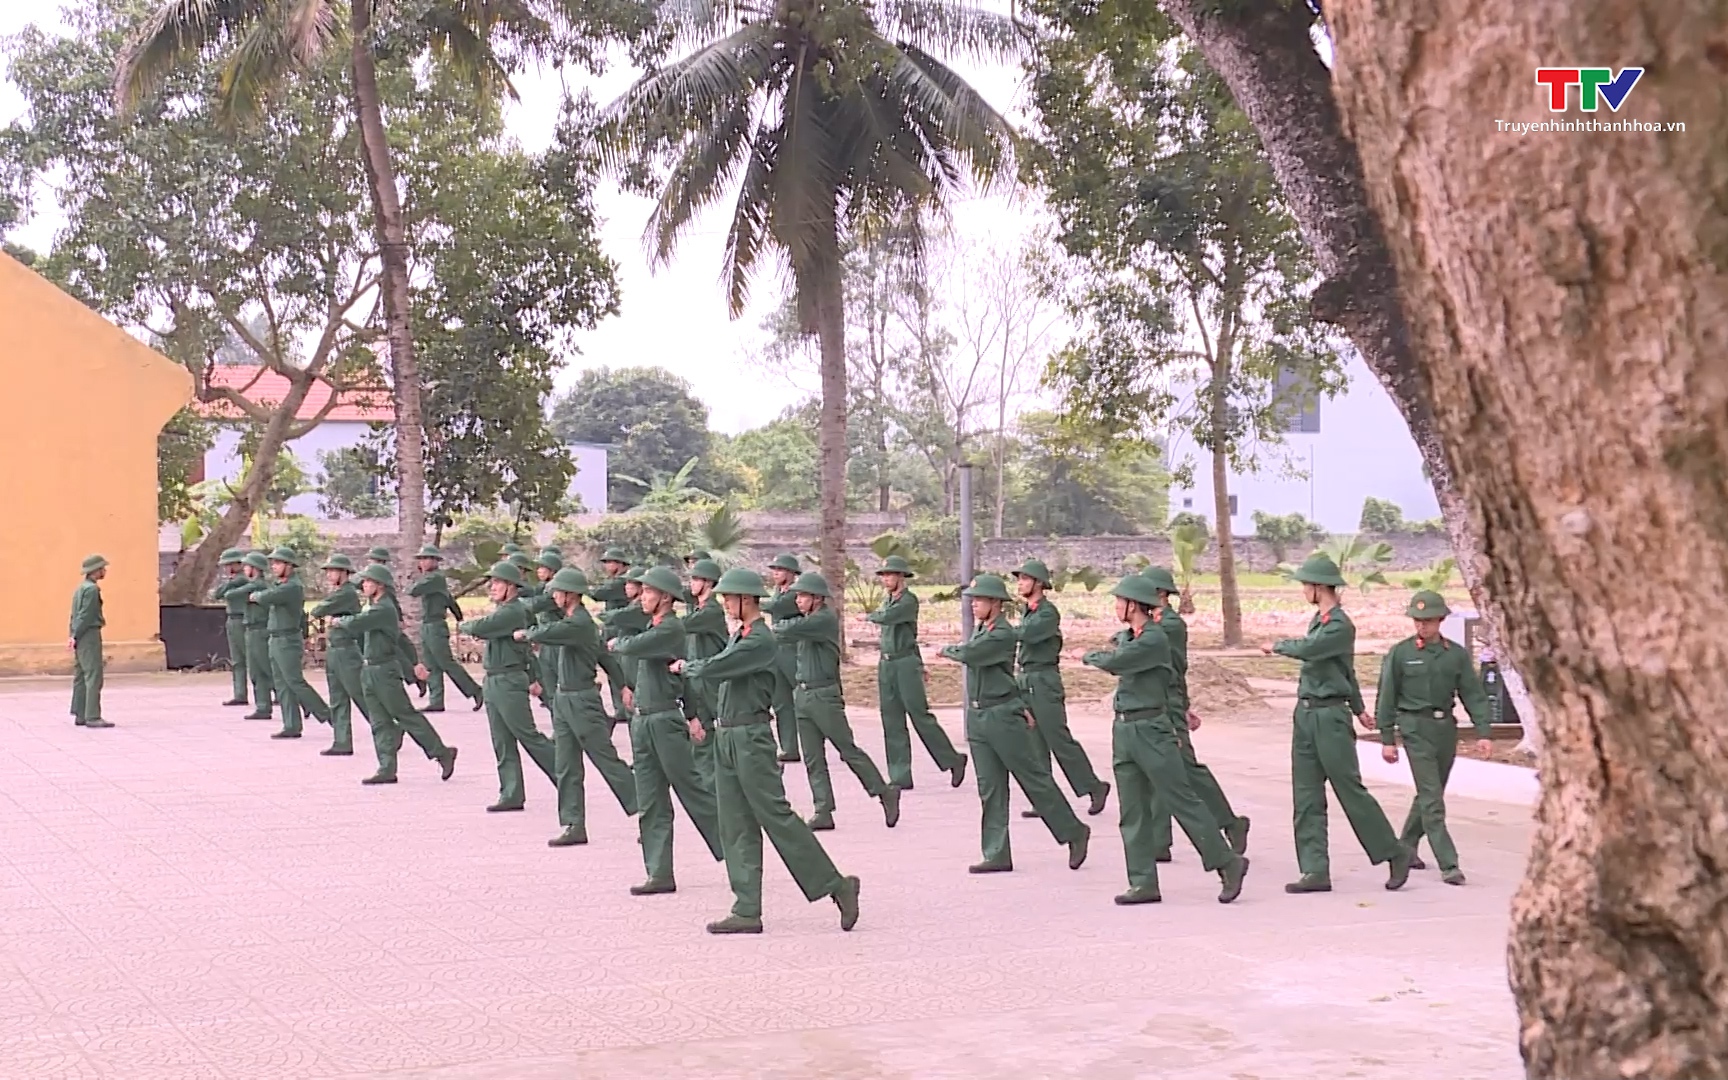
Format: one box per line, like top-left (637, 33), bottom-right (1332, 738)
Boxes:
top-left (421, 623), bottom-right (481, 709)
top-left (225, 616), bottom-right (248, 702)
top-left (268, 635), bottom-right (331, 735)
top-left (324, 645), bottom-right (365, 753)
top-left (1020, 668), bottom-right (1104, 798)
top-left (245, 628), bottom-right (274, 714)
top-left (483, 671), bottom-right (556, 808)
top-left (795, 684), bottom-right (888, 815)
top-left (1149, 721), bottom-right (1240, 857)
top-left (715, 722), bottom-right (846, 919)
top-left (1397, 715), bottom-right (1465, 870)
top-left (1115, 713), bottom-right (1233, 893)
top-left (631, 708), bottom-right (722, 883)
top-left (70, 633), bottom-right (104, 723)
top-left (878, 655), bottom-right (964, 788)
top-left (360, 663), bottom-right (450, 778)
top-left (968, 703), bottom-right (1085, 865)
top-left (1292, 702), bottom-right (1401, 877)
top-left (771, 656), bottom-right (800, 757)
top-left (687, 681), bottom-right (718, 787)
top-left (553, 686), bottom-right (638, 829)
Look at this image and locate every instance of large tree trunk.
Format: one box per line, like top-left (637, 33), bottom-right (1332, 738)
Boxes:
top-left (812, 255), bottom-right (850, 642)
top-left (348, 9), bottom-right (425, 555)
top-left (1327, 2), bottom-right (1728, 1075)
top-left (1208, 364), bottom-right (1242, 646)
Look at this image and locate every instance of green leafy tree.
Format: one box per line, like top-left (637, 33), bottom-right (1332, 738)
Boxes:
top-left (1004, 411), bottom-right (1170, 536)
top-left (1252, 509), bottom-right (1326, 563)
top-left (728, 411), bottom-right (820, 511)
top-left (317, 445), bottom-right (393, 520)
top-left (158, 407), bottom-right (215, 523)
top-left (549, 367), bottom-right (720, 511)
top-left (1359, 496), bottom-right (1406, 534)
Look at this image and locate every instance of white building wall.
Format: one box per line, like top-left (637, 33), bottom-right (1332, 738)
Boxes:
top-left (205, 421), bottom-right (375, 518)
top-left (565, 442), bottom-right (609, 516)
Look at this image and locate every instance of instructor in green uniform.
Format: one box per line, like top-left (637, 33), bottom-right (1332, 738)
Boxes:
top-left (310, 554), bottom-right (363, 756)
top-left (1373, 590), bottom-right (1493, 885)
top-left (238, 552), bottom-right (276, 720)
top-left (251, 547), bottom-right (333, 739)
top-left (213, 549), bottom-right (251, 706)
top-left (461, 561), bottom-right (557, 812)
top-left (335, 565), bottom-right (458, 785)
top-left (1262, 553), bottom-right (1411, 894)
top-left (68, 554), bottom-right (111, 728)
top-left (762, 553), bottom-right (804, 763)
top-left (677, 568), bottom-right (861, 935)
top-left (869, 556), bottom-right (967, 790)
top-left (410, 546), bottom-right (483, 712)
top-left (1012, 560), bottom-right (1109, 818)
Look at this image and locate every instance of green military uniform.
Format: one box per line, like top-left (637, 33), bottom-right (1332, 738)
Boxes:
top-left (309, 555), bottom-right (364, 755)
top-left (525, 567), bottom-right (640, 846)
top-left (212, 549), bottom-right (250, 705)
top-left (590, 549), bottom-right (633, 612)
top-left (251, 547), bottom-right (333, 739)
top-left (460, 562), bottom-right (557, 811)
top-left (1376, 591), bottom-right (1492, 884)
top-left (1277, 554), bottom-right (1409, 893)
top-left (1012, 560), bottom-right (1108, 816)
top-left (762, 554), bottom-right (805, 761)
top-left (523, 552), bottom-right (565, 713)
top-left (337, 565), bottom-right (457, 784)
top-left (600, 567), bottom-right (650, 718)
top-left (409, 546), bottom-right (483, 712)
top-left (942, 574), bottom-right (1088, 873)
top-left (1084, 576), bottom-right (1246, 904)
top-left (237, 554), bottom-right (277, 719)
top-left (869, 556), bottom-right (967, 789)
top-left (778, 573), bottom-right (899, 831)
top-left (685, 568), bottom-right (859, 934)
top-left (682, 560), bottom-right (729, 786)
top-left (69, 555), bottom-right (109, 728)
top-left (366, 546), bottom-right (392, 565)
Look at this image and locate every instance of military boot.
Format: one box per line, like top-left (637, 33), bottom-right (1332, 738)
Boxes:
top-left (807, 812), bottom-right (835, 832)
top-left (1114, 885), bottom-right (1162, 906)
top-left (1284, 874), bottom-right (1333, 894)
top-left (880, 786), bottom-right (902, 828)
top-left (1217, 856), bottom-right (1249, 904)
top-left (706, 915), bottom-right (764, 935)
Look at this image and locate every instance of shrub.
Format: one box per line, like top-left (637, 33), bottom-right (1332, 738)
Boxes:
top-left (1169, 510), bottom-right (1210, 537)
top-left (1359, 496), bottom-right (1405, 534)
top-left (442, 510), bottom-right (525, 557)
top-left (583, 511), bottom-right (694, 568)
top-left (1252, 510), bottom-right (1327, 563)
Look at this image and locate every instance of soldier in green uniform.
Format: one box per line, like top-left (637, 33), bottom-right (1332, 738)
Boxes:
top-left (684, 548), bottom-right (712, 572)
top-left (213, 549), bottom-right (251, 706)
top-left (250, 547), bottom-right (334, 739)
top-left (762, 553), bottom-right (805, 763)
top-left (683, 559), bottom-right (729, 785)
top-left (600, 566), bottom-right (650, 719)
top-left (941, 574), bottom-right (1090, 874)
top-left (1142, 565), bottom-right (1250, 862)
top-left (1012, 559), bottom-right (1109, 818)
top-left (68, 554), bottom-right (111, 728)
top-left (677, 568), bottom-right (861, 935)
top-left (778, 572), bottom-right (900, 831)
top-left (1262, 553), bottom-right (1411, 894)
top-left (1085, 575), bottom-right (1249, 905)
top-left (869, 556), bottom-right (967, 790)
top-left (335, 565), bottom-right (459, 785)
top-left (366, 546), bottom-right (391, 566)
top-left (525, 552), bottom-right (565, 714)
top-left (1374, 590), bottom-right (1494, 885)
top-left (238, 552), bottom-right (276, 720)
top-left (310, 554), bottom-right (363, 756)
top-left (590, 548), bottom-right (633, 612)
top-left (410, 546), bottom-right (483, 713)
top-left (459, 561), bottom-right (558, 811)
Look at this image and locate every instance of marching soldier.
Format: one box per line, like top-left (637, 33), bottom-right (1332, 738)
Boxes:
top-left (68, 554), bottom-right (110, 728)
top-left (677, 568), bottom-right (861, 935)
top-left (1011, 560), bottom-right (1110, 818)
top-left (334, 565), bottom-right (458, 785)
top-left (239, 552), bottom-right (276, 720)
top-left (601, 566), bottom-right (649, 719)
top-left (309, 554), bottom-right (363, 756)
top-left (762, 553), bottom-right (804, 763)
top-left (458, 561), bottom-right (558, 812)
top-left (940, 574), bottom-right (1089, 875)
top-left (590, 548), bottom-right (633, 612)
top-left (250, 547), bottom-right (334, 739)
top-left (366, 546), bottom-right (392, 566)
top-left (1083, 575), bottom-right (1248, 905)
top-left (684, 548), bottom-right (712, 572)
top-left (683, 558), bottom-right (730, 785)
top-left (213, 549), bottom-right (251, 707)
top-left (409, 546), bottom-right (483, 712)
top-left (1262, 553), bottom-right (1411, 894)
top-left (1373, 590), bottom-right (1494, 885)
top-left (868, 555), bottom-right (967, 790)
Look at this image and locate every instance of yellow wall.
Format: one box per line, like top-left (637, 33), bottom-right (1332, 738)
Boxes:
top-left (0, 253), bottom-right (191, 675)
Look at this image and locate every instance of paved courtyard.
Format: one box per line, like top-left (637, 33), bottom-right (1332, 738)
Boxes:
top-left (0, 673), bottom-right (1532, 1079)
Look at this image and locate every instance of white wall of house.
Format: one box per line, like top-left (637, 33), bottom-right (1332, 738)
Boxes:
top-left (566, 442), bottom-right (608, 515)
top-left (206, 421), bottom-right (377, 517)
top-left (1166, 353), bottom-right (1438, 535)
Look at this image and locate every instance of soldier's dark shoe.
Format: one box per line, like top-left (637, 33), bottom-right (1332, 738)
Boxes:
top-left (880, 786), bottom-right (902, 828)
top-left (629, 879), bottom-right (676, 896)
top-left (1385, 848), bottom-right (1413, 891)
top-left (1442, 868), bottom-right (1467, 886)
top-left (1226, 816), bottom-right (1251, 856)
top-left (832, 875), bottom-right (861, 931)
top-left (1114, 886), bottom-right (1162, 905)
top-left (1218, 856), bottom-right (1249, 904)
top-left (548, 826), bottom-right (589, 848)
top-left (319, 748), bottom-right (353, 756)
top-left (1154, 852), bottom-right (1173, 864)
top-left (895, 781), bottom-right (915, 792)
top-left (73, 719), bottom-right (86, 726)
top-left (222, 699), bottom-right (249, 707)
top-left (807, 813), bottom-right (835, 832)
top-left (1068, 824), bottom-right (1091, 871)
top-left (315, 714), bottom-right (332, 726)
top-left (438, 747), bottom-right (458, 780)
top-left (1020, 809), bottom-right (1041, 818)
top-left (706, 915), bottom-right (764, 935)
top-left (1408, 854), bottom-right (1428, 871)
top-left (270, 731), bottom-right (301, 739)
top-left (1284, 874), bottom-right (1332, 894)
top-left (471, 695), bottom-right (484, 712)
top-left (968, 860), bottom-right (1013, 874)
top-left (424, 706), bottom-right (446, 713)
top-left (486, 802), bottom-right (525, 813)
top-left (950, 756), bottom-right (969, 788)
top-left (84, 719), bottom-right (114, 729)
top-left (1087, 783), bottom-right (1112, 817)
top-left (777, 751), bottom-right (800, 763)
top-left (361, 773), bottom-right (398, 785)
top-left (243, 712), bottom-right (272, 720)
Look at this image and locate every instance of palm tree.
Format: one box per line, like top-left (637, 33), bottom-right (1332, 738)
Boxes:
top-left (602, 0), bottom-right (1017, 605)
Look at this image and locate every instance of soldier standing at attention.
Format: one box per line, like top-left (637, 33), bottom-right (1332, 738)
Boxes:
top-left (68, 554), bottom-right (111, 728)
top-left (459, 561), bottom-right (559, 812)
top-left (1262, 553), bottom-right (1411, 894)
top-left (310, 554), bottom-right (363, 757)
top-left (762, 553), bottom-right (805, 763)
top-left (410, 546), bottom-right (483, 713)
top-left (683, 559), bottom-right (730, 786)
top-left (1084, 575), bottom-right (1249, 905)
top-left (1012, 560), bottom-right (1110, 818)
top-left (941, 574), bottom-right (1090, 875)
top-left (1142, 566), bottom-right (1250, 862)
top-left (684, 548), bottom-right (712, 572)
top-left (239, 552), bottom-right (276, 721)
top-left (250, 547), bottom-right (334, 740)
top-left (869, 556), bottom-right (967, 791)
top-left (778, 572), bottom-right (901, 832)
top-left (213, 549), bottom-right (251, 707)
top-left (520, 566), bottom-right (639, 847)
top-left (676, 568), bottom-right (861, 935)
top-left (590, 548), bottom-right (633, 612)
top-left (1373, 590), bottom-right (1494, 885)
top-left (335, 565), bottom-right (458, 785)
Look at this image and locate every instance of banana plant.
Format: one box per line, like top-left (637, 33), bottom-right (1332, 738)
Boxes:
top-left (1404, 556), bottom-right (1457, 591)
top-left (1277, 534), bottom-right (1395, 592)
top-left (1171, 521), bottom-right (1210, 614)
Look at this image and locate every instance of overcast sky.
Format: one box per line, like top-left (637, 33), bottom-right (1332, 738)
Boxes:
top-left (0, 2), bottom-right (1042, 434)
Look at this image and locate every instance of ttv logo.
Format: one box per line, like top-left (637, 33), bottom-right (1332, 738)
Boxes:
top-left (1535, 68), bottom-right (1643, 112)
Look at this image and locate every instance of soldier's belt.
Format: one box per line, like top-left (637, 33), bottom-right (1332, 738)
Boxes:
top-left (557, 681), bottom-right (601, 695)
top-left (714, 712), bottom-right (773, 729)
top-left (226, 614), bottom-right (246, 622)
top-left (1399, 709), bottom-right (1454, 720)
top-left (796, 679), bottom-right (838, 691)
top-left (1114, 709), bottom-right (1166, 723)
top-left (971, 693), bottom-right (1019, 710)
top-left (1019, 663), bottom-right (1059, 672)
top-left (880, 651), bottom-right (919, 662)
top-left (1299, 696), bottom-right (1351, 709)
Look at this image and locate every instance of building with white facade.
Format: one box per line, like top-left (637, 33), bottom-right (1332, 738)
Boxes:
top-left (564, 442), bottom-right (609, 516)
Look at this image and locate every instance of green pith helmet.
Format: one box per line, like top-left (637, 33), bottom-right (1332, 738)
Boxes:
top-left (502, 543), bottom-right (524, 556)
top-left (1013, 559), bottom-right (1051, 585)
top-left (243, 552), bottom-right (270, 572)
top-left (685, 548), bottom-right (712, 562)
top-left (1292, 553), bottom-right (1347, 588)
top-left (689, 558), bottom-right (722, 583)
top-left (416, 545), bottom-right (443, 560)
top-left (486, 561), bottom-right (524, 586)
top-left (549, 567), bottom-right (589, 595)
top-left (874, 555), bottom-right (916, 578)
top-left (600, 548), bottom-right (631, 565)
top-left (640, 566), bottom-right (683, 596)
top-left (624, 565), bottom-right (646, 583)
top-left (322, 554), bottom-right (356, 572)
top-left (218, 548), bottom-right (245, 565)
top-left (366, 546), bottom-right (391, 563)
top-left (792, 571), bottom-right (831, 597)
top-left (1407, 590), bottom-right (1450, 619)
top-left (267, 546), bottom-right (300, 567)
top-left (715, 567), bottom-right (771, 597)
top-left (80, 554), bottom-right (109, 575)
top-left (357, 564), bottom-right (394, 589)
top-left (540, 545), bottom-right (562, 558)
top-left (507, 552), bottom-right (532, 569)
top-left (1111, 574), bottom-right (1161, 606)
top-left (962, 573), bottom-right (1011, 601)
top-left (768, 553), bottom-right (801, 573)
top-left (536, 552), bottom-right (563, 572)
top-left (1141, 565), bottom-right (1179, 595)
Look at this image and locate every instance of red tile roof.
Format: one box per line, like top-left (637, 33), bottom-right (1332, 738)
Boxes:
top-left (195, 366), bottom-right (395, 423)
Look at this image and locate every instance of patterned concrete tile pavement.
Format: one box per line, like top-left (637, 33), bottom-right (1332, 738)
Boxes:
top-left (0, 673), bottom-right (1531, 1079)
